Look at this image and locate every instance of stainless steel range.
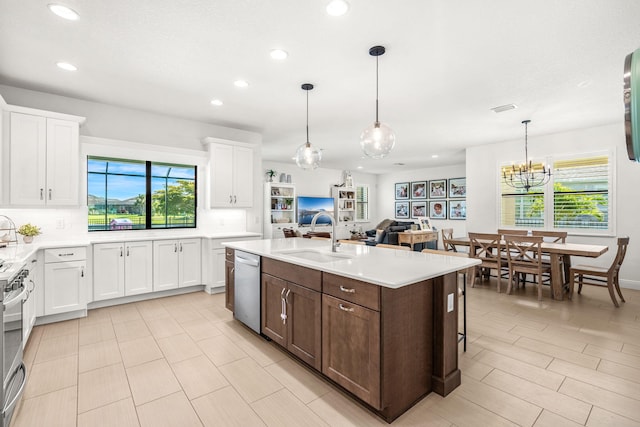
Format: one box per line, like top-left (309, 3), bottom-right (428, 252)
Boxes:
top-left (0, 259), bottom-right (28, 427)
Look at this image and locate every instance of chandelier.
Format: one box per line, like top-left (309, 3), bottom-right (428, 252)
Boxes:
top-left (502, 120), bottom-right (551, 192)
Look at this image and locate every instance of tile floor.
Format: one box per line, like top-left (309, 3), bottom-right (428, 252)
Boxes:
top-left (11, 279), bottom-right (640, 427)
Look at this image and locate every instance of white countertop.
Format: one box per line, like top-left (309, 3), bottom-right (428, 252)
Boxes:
top-left (223, 238), bottom-right (481, 289)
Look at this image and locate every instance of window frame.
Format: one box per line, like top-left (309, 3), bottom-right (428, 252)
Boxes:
top-left (355, 184), bottom-right (370, 222)
top-left (498, 150), bottom-right (614, 236)
top-left (87, 156), bottom-right (198, 232)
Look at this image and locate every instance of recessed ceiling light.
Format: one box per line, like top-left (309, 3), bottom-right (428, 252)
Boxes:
top-left (270, 49), bottom-right (288, 60)
top-left (210, 99), bottom-right (223, 106)
top-left (577, 80), bottom-right (592, 88)
top-left (431, 154), bottom-right (439, 158)
top-left (357, 166), bottom-right (363, 169)
top-left (234, 80), bottom-right (249, 88)
top-left (326, 0), bottom-right (349, 16)
top-left (490, 103), bottom-right (517, 113)
top-left (48, 4), bottom-right (79, 20)
top-left (56, 62), bottom-right (77, 71)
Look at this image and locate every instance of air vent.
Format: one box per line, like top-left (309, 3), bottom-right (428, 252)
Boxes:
top-left (490, 103), bottom-right (518, 113)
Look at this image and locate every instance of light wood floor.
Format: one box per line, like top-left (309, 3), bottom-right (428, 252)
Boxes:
top-left (11, 279), bottom-right (640, 427)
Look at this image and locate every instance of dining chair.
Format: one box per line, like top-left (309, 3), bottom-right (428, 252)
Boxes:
top-left (503, 235), bottom-right (551, 301)
top-left (497, 229), bottom-right (528, 237)
top-left (376, 243), bottom-right (411, 251)
top-left (338, 239), bottom-right (365, 245)
top-left (468, 232), bottom-right (505, 292)
top-left (569, 237), bottom-right (630, 307)
top-left (422, 248), bottom-right (469, 351)
top-left (441, 228), bottom-right (458, 252)
top-left (531, 230), bottom-right (567, 243)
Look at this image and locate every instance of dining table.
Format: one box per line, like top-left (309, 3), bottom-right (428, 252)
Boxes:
top-left (445, 236), bottom-right (609, 300)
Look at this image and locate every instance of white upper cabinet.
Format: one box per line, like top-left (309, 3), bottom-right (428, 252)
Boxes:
top-left (7, 108), bottom-right (85, 206)
top-left (204, 138), bottom-right (254, 208)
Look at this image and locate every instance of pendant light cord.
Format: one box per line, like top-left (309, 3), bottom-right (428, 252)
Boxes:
top-left (306, 89), bottom-right (310, 144)
top-left (523, 120), bottom-right (529, 167)
top-left (375, 55), bottom-right (379, 124)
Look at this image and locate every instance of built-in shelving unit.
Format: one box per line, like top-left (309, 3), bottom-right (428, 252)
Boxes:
top-left (332, 187), bottom-right (356, 224)
top-left (264, 182), bottom-right (296, 238)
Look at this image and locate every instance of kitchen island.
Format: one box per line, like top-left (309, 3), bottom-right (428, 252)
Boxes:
top-left (223, 238), bottom-right (480, 423)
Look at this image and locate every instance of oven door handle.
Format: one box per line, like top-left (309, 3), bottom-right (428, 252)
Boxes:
top-left (3, 286), bottom-right (27, 310)
top-left (2, 363), bottom-right (26, 417)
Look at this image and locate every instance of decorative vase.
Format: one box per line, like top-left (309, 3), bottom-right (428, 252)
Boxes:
top-left (23, 236), bottom-right (34, 244)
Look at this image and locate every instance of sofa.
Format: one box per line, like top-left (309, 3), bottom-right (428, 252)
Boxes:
top-left (365, 219), bottom-right (437, 251)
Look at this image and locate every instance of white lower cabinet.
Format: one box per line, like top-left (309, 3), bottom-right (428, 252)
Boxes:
top-left (153, 239), bottom-right (201, 291)
top-left (93, 241), bottom-right (153, 301)
top-left (43, 247), bottom-right (87, 315)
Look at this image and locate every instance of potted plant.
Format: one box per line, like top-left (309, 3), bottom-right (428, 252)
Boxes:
top-left (284, 198), bottom-right (294, 210)
top-left (17, 223), bottom-right (41, 244)
top-left (266, 169), bottom-right (277, 182)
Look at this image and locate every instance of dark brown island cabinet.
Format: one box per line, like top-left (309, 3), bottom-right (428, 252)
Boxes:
top-left (228, 256), bottom-right (460, 423)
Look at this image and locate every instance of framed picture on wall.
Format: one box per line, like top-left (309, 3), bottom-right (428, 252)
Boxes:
top-left (449, 200), bottom-right (466, 220)
top-left (395, 201), bottom-right (410, 219)
top-left (429, 179), bottom-right (447, 199)
top-left (395, 182), bottom-right (409, 199)
top-left (410, 181), bottom-right (427, 199)
top-left (429, 200), bottom-right (447, 219)
top-left (448, 177), bottom-right (466, 198)
top-left (411, 201), bottom-right (427, 218)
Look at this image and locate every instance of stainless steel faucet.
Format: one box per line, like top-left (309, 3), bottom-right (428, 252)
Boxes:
top-left (310, 212), bottom-right (340, 252)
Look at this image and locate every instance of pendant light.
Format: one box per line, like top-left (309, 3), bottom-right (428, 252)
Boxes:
top-left (502, 120), bottom-right (551, 192)
top-left (360, 45), bottom-right (395, 159)
top-left (294, 83), bottom-right (322, 170)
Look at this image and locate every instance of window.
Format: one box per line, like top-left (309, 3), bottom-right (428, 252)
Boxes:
top-left (88, 156), bottom-right (196, 231)
top-left (500, 152), bottom-right (611, 233)
top-left (355, 185), bottom-right (369, 221)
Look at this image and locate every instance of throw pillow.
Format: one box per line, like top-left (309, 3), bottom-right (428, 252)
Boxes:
top-left (375, 229), bottom-right (386, 244)
top-left (375, 218), bottom-right (395, 230)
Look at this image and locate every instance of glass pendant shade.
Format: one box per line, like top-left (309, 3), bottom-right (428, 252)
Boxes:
top-left (295, 142), bottom-right (322, 170)
top-left (360, 121), bottom-right (396, 159)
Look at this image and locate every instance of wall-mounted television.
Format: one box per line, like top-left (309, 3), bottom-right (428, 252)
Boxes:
top-left (297, 196), bottom-right (335, 226)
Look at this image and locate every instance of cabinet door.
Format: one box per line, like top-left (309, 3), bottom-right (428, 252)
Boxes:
top-left (261, 274), bottom-right (286, 347)
top-left (211, 248), bottom-right (226, 288)
top-left (44, 261), bottom-right (86, 315)
top-left (322, 294), bottom-right (381, 409)
top-left (209, 143), bottom-right (234, 207)
top-left (232, 145), bottom-right (253, 207)
top-left (125, 241), bottom-right (153, 295)
top-left (93, 242), bottom-right (125, 301)
top-left (153, 240), bottom-right (179, 291)
top-left (178, 239), bottom-right (201, 287)
top-left (46, 118), bottom-right (79, 205)
top-left (9, 113), bottom-right (47, 205)
top-left (224, 260), bottom-right (234, 311)
top-left (23, 255), bottom-right (39, 345)
top-left (287, 282), bottom-right (322, 370)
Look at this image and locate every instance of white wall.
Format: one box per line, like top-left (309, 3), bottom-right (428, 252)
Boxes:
top-left (262, 161), bottom-right (378, 238)
top-left (466, 122), bottom-right (640, 289)
top-left (0, 85), bottom-right (263, 240)
top-left (377, 164), bottom-right (467, 248)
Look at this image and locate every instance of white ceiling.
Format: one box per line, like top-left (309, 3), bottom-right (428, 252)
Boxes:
top-left (1, 0), bottom-right (639, 173)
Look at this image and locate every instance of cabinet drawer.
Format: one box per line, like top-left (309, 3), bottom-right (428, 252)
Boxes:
top-left (323, 273), bottom-right (380, 311)
top-left (44, 247), bottom-right (87, 263)
top-left (262, 258), bottom-right (321, 292)
top-left (225, 248), bottom-right (234, 262)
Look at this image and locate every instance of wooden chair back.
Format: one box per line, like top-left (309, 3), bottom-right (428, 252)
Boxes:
top-left (468, 232), bottom-right (505, 291)
top-left (531, 230), bottom-right (567, 243)
top-left (611, 237), bottom-right (630, 274)
top-left (497, 229), bottom-right (528, 237)
top-left (441, 228), bottom-right (456, 252)
top-left (376, 243), bottom-right (411, 251)
top-left (503, 235), bottom-right (549, 300)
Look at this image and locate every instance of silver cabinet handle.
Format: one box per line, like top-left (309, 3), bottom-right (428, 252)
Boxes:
top-left (230, 267), bottom-right (234, 274)
top-left (229, 195), bottom-right (233, 204)
top-left (81, 267), bottom-right (84, 278)
top-left (180, 243), bottom-right (183, 252)
top-left (233, 195), bottom-right (237, 204)
top-left (174, 243), bottom-right (177, 252)
top-left (285, 289), bottom-right (291, 304)
top-left (339, 286), bottom-right (356, 293)
top-left (49, 188), bottom-right (52, 200)
top-left (127, 247), bottom-right (130, 256)
top-left (120, 247), bottom-right (123, 257)
top-left (40, 189), bottom-right (44, 200)
top-left (280, 288), bottom-right (287, 324)
top-left (338, 303), bottom-right (354, 312)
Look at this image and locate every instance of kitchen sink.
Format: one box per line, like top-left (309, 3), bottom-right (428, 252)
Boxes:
top-left (275, 249), bottom-right (352, 263)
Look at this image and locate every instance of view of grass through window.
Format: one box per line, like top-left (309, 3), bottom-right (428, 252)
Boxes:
top-left (88, 157), bottom-right (196, 231)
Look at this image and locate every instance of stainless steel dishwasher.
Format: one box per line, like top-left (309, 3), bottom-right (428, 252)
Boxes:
top-left (233, 251), bottom-right (261, 333)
